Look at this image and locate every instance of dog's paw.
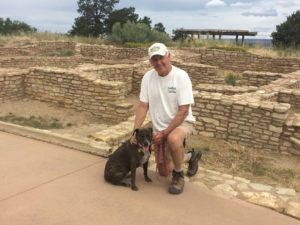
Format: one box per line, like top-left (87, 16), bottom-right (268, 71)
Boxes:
top-left (145, 177), bottom-right (152, 182)
top-left (131, 186), bottom-right (138, 191)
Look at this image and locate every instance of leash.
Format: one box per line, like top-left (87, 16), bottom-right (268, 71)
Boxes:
top-left (155, 141), bottom-right (169, 177)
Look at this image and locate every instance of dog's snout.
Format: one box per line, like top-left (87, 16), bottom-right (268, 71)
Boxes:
top-left (143, 139), bottom-right (151, 147)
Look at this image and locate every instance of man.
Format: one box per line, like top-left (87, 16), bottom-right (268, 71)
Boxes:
top-left (131, 43), bottom-right (201, 194)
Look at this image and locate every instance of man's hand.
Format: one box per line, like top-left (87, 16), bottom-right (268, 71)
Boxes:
top-left (152, 130), bottom-right (166, 145)
top-left (130, 131), bottom-right (137, 145)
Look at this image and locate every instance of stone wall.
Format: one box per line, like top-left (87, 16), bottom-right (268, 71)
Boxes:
top-left (131, 63), bottom-right (152, 95)
top-left (0, 41), bottom-right (146, 62)
top-left (276, 78), bottom-right (300, 110)
top-left (2, 42), bottom-right (300, 75)
top-left (0, 41), bottom-right (76, 56)
top-left (77, 64), bottom-right (134, 95)
top-left (256, 72), bottom-right (300, 109)
top-left (193, 70), bottom-right (300, 155)
top-left (278, 89), bottom-right (300, 110)
top-left (34, 42), bottom-right (76, 55)
top-left (196, 84), bottom-right (258, 95)
top-left (24, 67), bottom-right (133, 123)
top-left (132, 61), bottom-right (220, 94)
top-left (193, 92), bottom-right (294, 153)
top-left (131, 61), bottom-right (221, 95)
top-left (0, 57), bottom-right (92, 69)
top-left (282, 113), bottom-right (300, 155)
top-left (184, 49), bottom-right (300, 73)
top-left (0, 69), bottom-right (27, 102)
top-left (174, 61), bottom-right (222, 86)
top-left (80, 45), bottom-right (147, 61)
top-left (237, 71), bottom-right (283, 87)
top-left (1, 42), bottom-right (299, 155)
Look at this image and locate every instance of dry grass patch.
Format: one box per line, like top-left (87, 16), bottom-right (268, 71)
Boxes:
top-left (187, 135), bottom-right (300, 191)
top-left (0, 112), bottom-right (72, 129)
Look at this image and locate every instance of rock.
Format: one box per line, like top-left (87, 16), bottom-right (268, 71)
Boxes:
top-left (275, 188), bottom-right (296, 196)
top-left (285, 201), bottom-right (300, 219)
top-left (242, 192), bottom-right (285, 212)
top-left (250, 183), bottom-right (273, 191)
top-left (234, 176), bottom-right (250, 184)
top-left (213, 183), bottom-right (238, 197)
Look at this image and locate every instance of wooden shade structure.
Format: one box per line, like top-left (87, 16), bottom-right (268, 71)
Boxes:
top-left (175, 29), bottom-right (257, 44)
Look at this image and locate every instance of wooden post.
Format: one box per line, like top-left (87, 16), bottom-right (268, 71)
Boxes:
top-left (242, 35), bottom-right (245, 45)
top-left (235, 35), bottom-right (238, 44)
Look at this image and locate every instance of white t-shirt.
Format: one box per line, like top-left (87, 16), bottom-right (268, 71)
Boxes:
top-left (139, 65), bottom-right (195, 132)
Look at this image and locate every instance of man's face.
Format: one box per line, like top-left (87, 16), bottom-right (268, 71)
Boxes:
top-left (150, 53), bottom-right (171, 76)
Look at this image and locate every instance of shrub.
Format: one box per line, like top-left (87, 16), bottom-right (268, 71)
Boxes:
top-left (225, 73), bottom-right (239, 86)
top-left (109, 21), bottom-right (171, 44)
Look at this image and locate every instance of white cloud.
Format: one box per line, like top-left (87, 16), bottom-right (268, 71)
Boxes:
top-left (231, 2), bottom-right (252, 7)
top-left (1, 0), bottom-right (300, 38)
top-left (276, 0), bottom-right (298, 8)
top-left (241, 8), bottom-right (278, 17)
top-left (205, 0), bottom-right (226, 7)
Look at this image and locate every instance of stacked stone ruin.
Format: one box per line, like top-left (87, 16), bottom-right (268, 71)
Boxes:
top-left (0, 41), bottom-right (299, 155)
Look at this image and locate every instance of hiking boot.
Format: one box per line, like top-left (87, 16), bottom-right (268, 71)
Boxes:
top-left (168, 170), bottom-right (185, 194)
top-left (186, 149), bottom-right (202, 177)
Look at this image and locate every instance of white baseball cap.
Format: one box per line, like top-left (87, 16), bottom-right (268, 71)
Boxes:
top-left (148, 43), bottom-right (169, 59)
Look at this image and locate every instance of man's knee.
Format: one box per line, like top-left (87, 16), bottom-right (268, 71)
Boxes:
top-left (166, 130), bottom-right (185, 150)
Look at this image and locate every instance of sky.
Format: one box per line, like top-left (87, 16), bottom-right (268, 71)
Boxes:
top-left (0, 0), bottom-right (299, 39)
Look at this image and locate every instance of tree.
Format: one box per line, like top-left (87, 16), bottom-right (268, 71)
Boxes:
top-left (271, 10), bottom-right (300, 47)
top-left (0, 17), bottom-right (36, 34)
top-left (69, 0), bottom-right (119, 37)
top-left (105, 7), bottom-right (139, 34)
top-left (172, 29), bottom-right (185, 41)
top-left (154, 22), bottom-right (166, 33)
top-left (138, 16), bottom-right (152, 29)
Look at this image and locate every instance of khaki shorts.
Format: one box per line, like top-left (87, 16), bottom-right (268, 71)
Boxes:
top-left (154, 121), bottom-right (195, 176)
top-left (177, 121), bottom-right (195, 136)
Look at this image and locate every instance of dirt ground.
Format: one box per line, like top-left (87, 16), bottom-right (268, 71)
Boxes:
top-left (0, 98), bottom-right (299, 191)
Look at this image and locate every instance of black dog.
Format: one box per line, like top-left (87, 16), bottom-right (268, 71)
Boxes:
top-left (104, 128), bottom-right (153, 191)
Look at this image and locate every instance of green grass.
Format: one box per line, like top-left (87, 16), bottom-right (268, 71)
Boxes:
top-left (208, 44), bottom-right (247, 52)
top-left (0, 113), bottom-right (71, 129)
top-left (44, 50), bottom-right (75, 57)
top-left (123, 42), bottom-right (152, 48)
top-left (0, 32), bottom-right (107, 47)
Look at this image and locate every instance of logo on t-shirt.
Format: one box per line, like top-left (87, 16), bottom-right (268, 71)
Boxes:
top-left (168, 87), bottom-right (176, 93)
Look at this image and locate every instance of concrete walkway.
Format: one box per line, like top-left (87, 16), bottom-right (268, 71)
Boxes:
top-left (1, 131), bottom-right (299, 225)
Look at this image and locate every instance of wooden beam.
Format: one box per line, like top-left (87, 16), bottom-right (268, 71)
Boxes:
top-left (175, 29), bottom-right (257, 37)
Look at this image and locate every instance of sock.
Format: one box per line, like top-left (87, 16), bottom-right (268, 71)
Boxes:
top-left (185, 152), bottom-right (192, 162)
top-left (174, 168), bottom-right (184, 173)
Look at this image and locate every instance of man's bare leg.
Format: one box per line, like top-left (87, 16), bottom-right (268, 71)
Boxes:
top-left (167, 127), bottom-right (186, 171)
